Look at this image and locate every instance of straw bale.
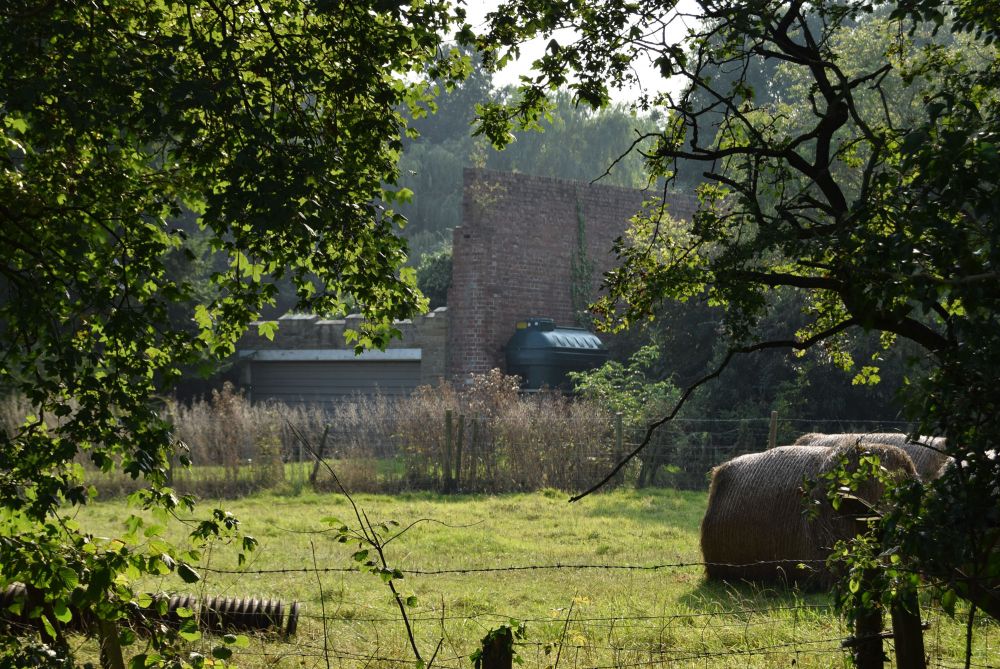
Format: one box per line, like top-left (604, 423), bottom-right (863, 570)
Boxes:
top-left (794, 432), bottom-right (950, 481)
top-left (701, 443), bottom-right (917, 586)
top-left (701, 446), bottom-right (829, 584)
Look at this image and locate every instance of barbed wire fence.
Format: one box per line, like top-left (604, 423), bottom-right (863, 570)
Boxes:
top-left (59, 410), bottom-right (993, 667)
top-left (97, 559), bottom-right (995, 669)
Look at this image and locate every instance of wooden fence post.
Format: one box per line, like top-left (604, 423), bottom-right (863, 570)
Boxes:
top-left (767, 410), bottom-right (778, 449)
top-left (475, 626), bottom-right (513, 669)
top-left (614, 413), bottom-right (624, 486)
top-left (891, 590), bottom-right (926, 669)
top-left (444, 409), bottom-right (454, 493)
top-left (308, 425), bottom-right (330, 487)
top-left (853, 600), bottom-right (885, 669)
top-left (455, 414), bottom-right (465, 491)
top-left (97, 619), bottom-right (126, 669)
top-left (470, 415), bottom-right (479, 488)
top-left (836, 476), bottom-right (926, 669)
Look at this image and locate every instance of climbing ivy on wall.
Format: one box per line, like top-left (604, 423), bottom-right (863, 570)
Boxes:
top-left (570, 196), bottom-right (596, 328)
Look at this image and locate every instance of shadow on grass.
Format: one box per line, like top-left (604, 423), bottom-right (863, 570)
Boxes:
top-left (680, 573), bottom-right (835, 615)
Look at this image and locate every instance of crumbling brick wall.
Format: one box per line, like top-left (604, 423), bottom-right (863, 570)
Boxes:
top-left (447, 169), bottom-right (696, 381)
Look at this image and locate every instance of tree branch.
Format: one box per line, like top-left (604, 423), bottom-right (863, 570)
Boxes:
top-left (569, 317), bottom-right (860, 502)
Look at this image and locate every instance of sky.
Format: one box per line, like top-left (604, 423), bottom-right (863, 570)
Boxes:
top-left (460, 0), bottom-right (701, 104)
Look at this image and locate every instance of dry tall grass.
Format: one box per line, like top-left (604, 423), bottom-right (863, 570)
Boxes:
top-left (2, 372), bottom-right (619, 497)
top-left (394, 370), bottom-right (614, 492)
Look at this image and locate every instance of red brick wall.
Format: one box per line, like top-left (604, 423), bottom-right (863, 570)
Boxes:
top-left (447, 169), bottom-right (697, 381)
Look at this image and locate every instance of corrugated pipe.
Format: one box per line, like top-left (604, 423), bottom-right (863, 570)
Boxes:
top-left (0, 584), bottom-right (300, 638)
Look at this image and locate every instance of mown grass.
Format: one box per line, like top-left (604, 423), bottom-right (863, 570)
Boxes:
top-left (75, 488), bottom-right (996, 668)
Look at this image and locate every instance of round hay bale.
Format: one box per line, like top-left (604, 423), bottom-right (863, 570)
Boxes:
top-left (701, 446), bottom-right (830, 585)
top-left (701, 442), bottom-right (917, 586)
top-left (793, 432), bottom-right (950, 481)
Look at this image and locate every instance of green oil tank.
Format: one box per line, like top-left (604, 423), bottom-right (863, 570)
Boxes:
top-left (505, 318), bottom-right (609, 391)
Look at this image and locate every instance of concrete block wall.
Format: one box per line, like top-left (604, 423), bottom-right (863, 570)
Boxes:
top-left (240, 308), bottom-right (449, 384)
top-left (447, 169), bottom-right (697, 381)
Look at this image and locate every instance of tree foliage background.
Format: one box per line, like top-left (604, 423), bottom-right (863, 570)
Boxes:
top-left (396, 52), bottom-right (661, 261)
top-left (479, 0), bottom-right (1000, 623)
top-left (0, 0), bottom-right (468, 665)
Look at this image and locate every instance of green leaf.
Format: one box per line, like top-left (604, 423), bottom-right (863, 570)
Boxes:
top-left (212, 646), bottom-right (233, 660)
top-left (257, 321), bottom-right (279, 341)
top-left (193, 304), bottom-right (212, 330)
top-left (179, 619), bottom-right (201, 641)
top-left (53, 602), bottom-right (72, 624)
top-left (177, 563), bottom-right (201, 584)
top-left (58, 567), bottom-right (79, 589)
top-left (4, 116), bottom-right (27, 133)
top-left (940, 588), bottom-right (957, 616)
top-left (40, 614), bottom-right (57, 640)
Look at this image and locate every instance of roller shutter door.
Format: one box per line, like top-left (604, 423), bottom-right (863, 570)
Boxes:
top-left (249, 360), bottom-right (421, 405)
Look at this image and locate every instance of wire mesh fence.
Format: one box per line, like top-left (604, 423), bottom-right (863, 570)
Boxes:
top-left (84, 398), bottom-right (925, 498)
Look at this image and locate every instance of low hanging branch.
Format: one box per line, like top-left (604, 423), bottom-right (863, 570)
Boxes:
top-left (568, 317), bottom-right (859, 502)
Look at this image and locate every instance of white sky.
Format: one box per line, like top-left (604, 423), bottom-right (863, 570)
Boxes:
top-left (460, 0), bottom-right (701, 104)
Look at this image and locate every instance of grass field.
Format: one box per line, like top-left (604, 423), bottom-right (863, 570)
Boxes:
top-left (74, 488), bottom-right (996, 668)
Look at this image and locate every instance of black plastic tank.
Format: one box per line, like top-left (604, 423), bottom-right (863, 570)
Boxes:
top-left (505, 318), bottom-right (609, 391)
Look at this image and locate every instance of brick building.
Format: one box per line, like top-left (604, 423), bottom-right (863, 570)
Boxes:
top-left (234, 169), bottom-right (696, 403)
top-left (447, 169), bottom-right (697, 381)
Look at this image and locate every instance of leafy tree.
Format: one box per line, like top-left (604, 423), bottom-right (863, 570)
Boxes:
top-left (397, 67), bottom-right (659, 260)
top-left (484, 89), bottom-right (656, 186)
top-left (571, 345), bottom-right (678, 428)
top-left (416, 242), bottom-right (453, 309)
top-left (0, 0), bottom-right (467, 665)
top-left (479, 0), bottom-right (1000, 623)
top-left (570, 345), bottom-right (681, 486)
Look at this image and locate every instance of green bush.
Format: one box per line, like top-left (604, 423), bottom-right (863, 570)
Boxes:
top-left (416, 244), bottom-right (452, 309)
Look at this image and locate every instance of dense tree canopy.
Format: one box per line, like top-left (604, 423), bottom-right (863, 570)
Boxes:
top-left (397, 55), bottom-right (660, 260)
top-left (0, 1), bottom-right (467, 665)
top-left (479, 0), bottom-right (1000, 621)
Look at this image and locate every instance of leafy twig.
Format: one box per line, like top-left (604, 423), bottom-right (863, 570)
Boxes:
top-left (311, 540), bottom-right (331, 669)
top-left (289, 421), bottom-right (424, 664)
top-left (553, 599), bottom-right (575, 669)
